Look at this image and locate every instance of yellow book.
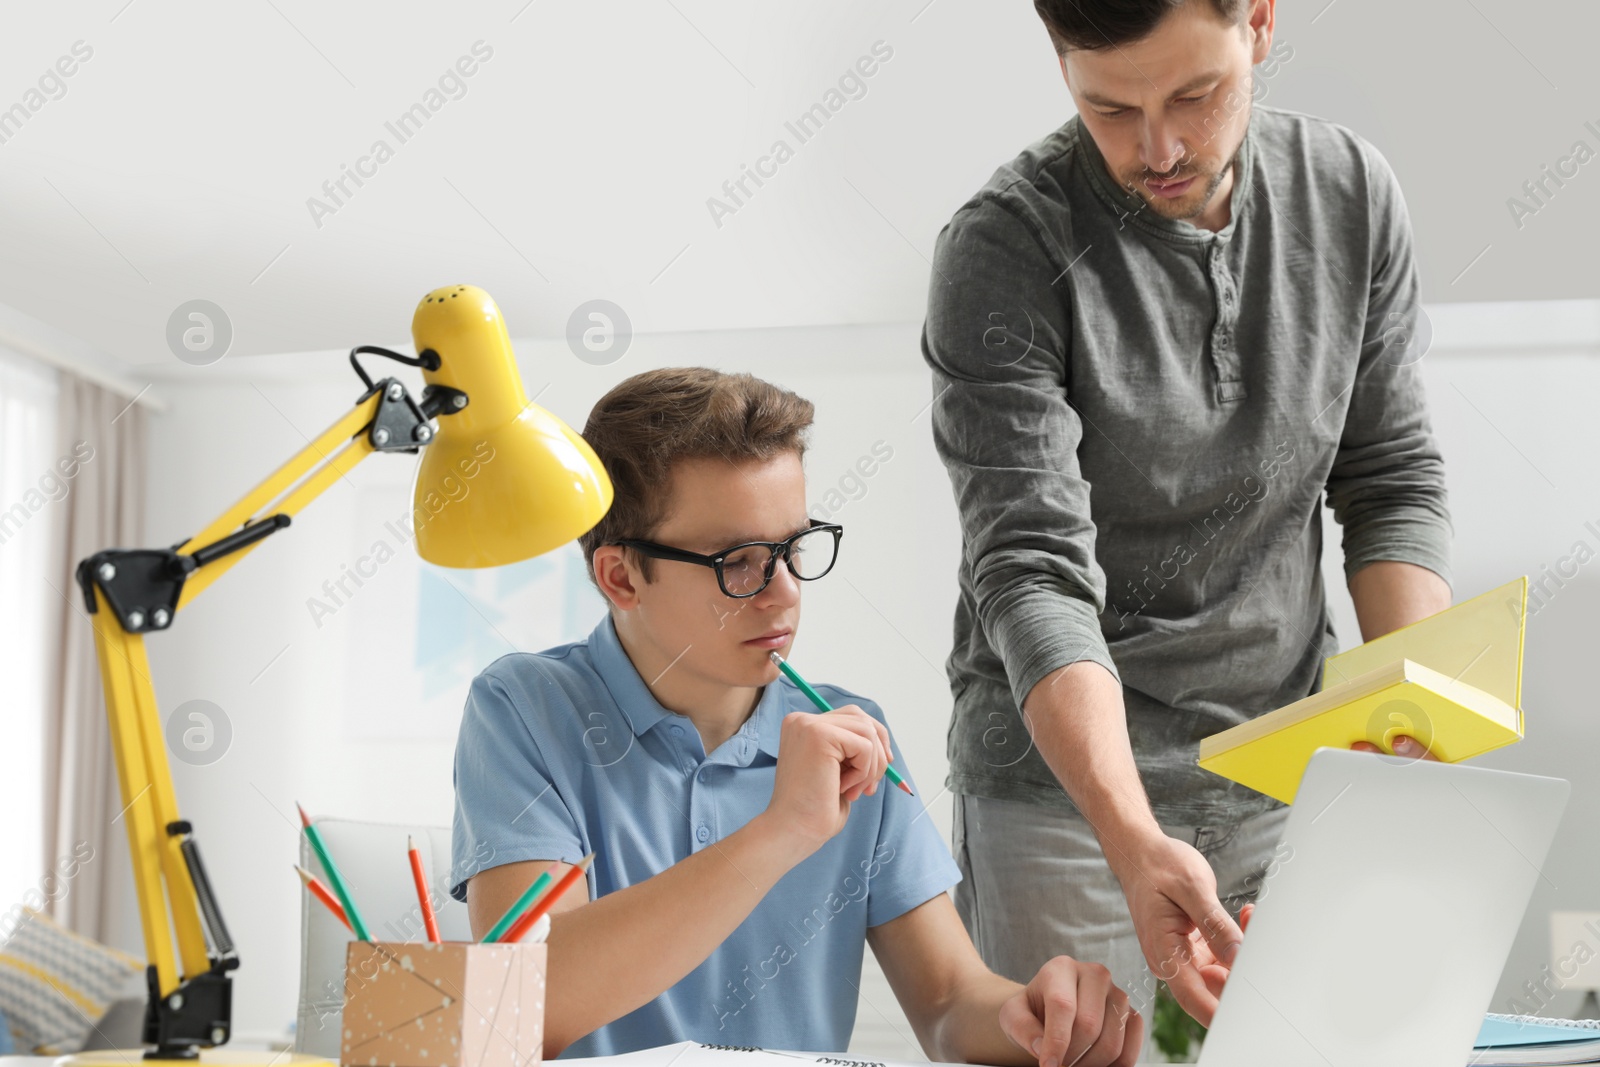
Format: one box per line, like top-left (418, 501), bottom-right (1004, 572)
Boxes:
top-left (1197, 577), bottom-right (1529, 804)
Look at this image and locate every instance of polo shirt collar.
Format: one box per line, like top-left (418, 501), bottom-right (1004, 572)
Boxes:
top-left (753, 682), bottom-right (787, 759)
top-left (589, 613), bottom-right (671, 738)
top-left (587, 614), bottom-right (788, 763)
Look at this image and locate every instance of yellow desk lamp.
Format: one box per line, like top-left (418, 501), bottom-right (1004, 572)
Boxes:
top-left (69, 285), bottom-right (612, 1066)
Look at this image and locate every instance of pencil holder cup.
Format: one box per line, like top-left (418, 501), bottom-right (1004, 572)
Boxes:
top-left (340, 940), bottom-right (546, 1067)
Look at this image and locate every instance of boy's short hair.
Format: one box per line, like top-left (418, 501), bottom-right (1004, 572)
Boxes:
top-left (1035, 0), bottom-right (1249, 53)
top-left (578, 367), bottom-right (815, 584)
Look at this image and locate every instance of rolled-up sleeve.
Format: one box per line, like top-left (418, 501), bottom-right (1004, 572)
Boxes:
top-left (1325, 144), bottom-right (1453, 586)
top-left (921, 196), bottom-right (1117, 712)
top-left (450, 664), bottom-right (585, 902)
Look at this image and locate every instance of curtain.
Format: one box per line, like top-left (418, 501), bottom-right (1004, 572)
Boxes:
top-left (42, 372), bottom-right (146, 941)
top-left (0, 349), bottom-right (60, 918)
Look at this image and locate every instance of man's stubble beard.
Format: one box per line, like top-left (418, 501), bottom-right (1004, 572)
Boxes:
top-left (1121, 97), bottom-right (1251, 222)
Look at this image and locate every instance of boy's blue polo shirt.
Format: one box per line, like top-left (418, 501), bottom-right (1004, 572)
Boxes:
top-left (450, 614), bottom-right (962, 1057)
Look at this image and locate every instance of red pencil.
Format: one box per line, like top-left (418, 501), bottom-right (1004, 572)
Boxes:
top-left (408, 835), bottom-right (441, 943)
top-left (295, 865), bottom-right (354, 934)
top-left (502, 854), bottom-right (593, 943)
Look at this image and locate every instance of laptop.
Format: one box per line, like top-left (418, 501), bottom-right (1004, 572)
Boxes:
top-left (1197, 747), bottom-right (1569, 1067)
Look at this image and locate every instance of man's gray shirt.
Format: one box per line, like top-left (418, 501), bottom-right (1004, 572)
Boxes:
top-left (921, 105), bottom-right (1452, 825)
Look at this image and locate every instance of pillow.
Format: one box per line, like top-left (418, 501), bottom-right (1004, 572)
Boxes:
top-left (0, 907), bottom-right (144, 1054)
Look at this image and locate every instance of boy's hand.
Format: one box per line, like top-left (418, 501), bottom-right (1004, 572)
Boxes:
top-left (999, 957), bottom-right (1141, 1067)
top-left (761, 706), bottom-right (891, 855)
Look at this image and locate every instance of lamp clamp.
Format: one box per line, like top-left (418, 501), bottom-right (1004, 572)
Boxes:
top-left (75, 515), bottom-right (292, 633)
top-left (141, 961), bottom-right (234, 1060)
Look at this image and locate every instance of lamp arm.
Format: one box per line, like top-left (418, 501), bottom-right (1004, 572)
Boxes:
top-left (73, 371), bottom-right (462, 1059)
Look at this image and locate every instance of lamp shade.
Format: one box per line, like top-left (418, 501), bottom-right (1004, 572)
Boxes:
top-left (409, 285), bottom-right (613, 568)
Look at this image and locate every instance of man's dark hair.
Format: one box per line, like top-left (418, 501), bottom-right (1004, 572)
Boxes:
top-left (1035, 0), bottom-right (1249, 54)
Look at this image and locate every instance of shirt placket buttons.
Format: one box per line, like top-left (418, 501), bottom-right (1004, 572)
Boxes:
top-left (1210, 241), bottom-right (1246, 401)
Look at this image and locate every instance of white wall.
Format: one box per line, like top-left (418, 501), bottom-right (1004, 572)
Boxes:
top-left (107, 306), bottom-right (1599, 1053)
top-left (3, 0), bottom-right (1595, 367)
top-left (1410, 331), bottom-right (1600, 1020)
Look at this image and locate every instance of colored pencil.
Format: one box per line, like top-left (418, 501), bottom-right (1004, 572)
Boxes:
top-left (502, 854), bottom-right (593, 944)
top-left (408, 835), bottom-right (441, 943)
top-left (294, 865), bottom-right (353, 934)
top-left (768, 652), bottom-right (915, 796)
top-left (481, 862), bottom-right (558, 944)
top-left (297, 802), bottom-right (371, 941)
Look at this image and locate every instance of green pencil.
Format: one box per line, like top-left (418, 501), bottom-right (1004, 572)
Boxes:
top-left (482, 864), bottom-right (558, 943)
top-left (769, 652), bottom-right (914, 796)
top-left (296, 803), bottom-right (370, 941)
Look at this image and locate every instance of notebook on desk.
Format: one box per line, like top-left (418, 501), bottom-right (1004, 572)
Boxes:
top-left (1473, 1013), bottom-right (1600, 1066)
top-left (558, 1042), bottom-right (963, 1067)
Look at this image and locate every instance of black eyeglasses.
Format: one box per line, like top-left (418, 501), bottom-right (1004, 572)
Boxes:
top-left (612, 519), bottom-right (844, 599)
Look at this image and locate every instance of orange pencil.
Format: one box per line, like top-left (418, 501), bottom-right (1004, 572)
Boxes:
top-left (295, 865), bottom-right (354, 934)
top-left (297, 802), bottom-right (370, 940)
top-left (502, 854), bottom-right (593, 943)
top-left (408, 835), bottom-right (441, 943)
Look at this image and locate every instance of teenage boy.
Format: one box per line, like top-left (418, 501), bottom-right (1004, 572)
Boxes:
top-left (452, 368), bottom-right (1142, 1066)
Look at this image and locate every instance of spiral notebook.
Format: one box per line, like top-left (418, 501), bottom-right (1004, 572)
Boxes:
top-left (1473, 1013), bottom-right (1600, 1066)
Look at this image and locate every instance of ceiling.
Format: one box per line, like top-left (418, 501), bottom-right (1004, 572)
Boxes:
top-left (1, 0), bottom-right (1595, 371)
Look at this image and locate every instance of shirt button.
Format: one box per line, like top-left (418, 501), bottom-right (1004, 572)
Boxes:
top-left (696, 824), bottom-right (711, 843)
top-left (669, 724), bottom-right (685, 736)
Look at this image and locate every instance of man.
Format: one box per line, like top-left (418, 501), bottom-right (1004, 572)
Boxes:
top-left (920, 0), bottom-right (1451, 1029)
top-left (451, 367), bottom-right (1142, 1067)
